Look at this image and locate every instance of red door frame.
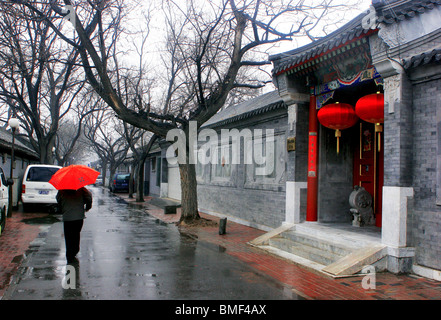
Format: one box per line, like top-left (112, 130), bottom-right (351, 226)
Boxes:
top-left (306, 94), bottom-right (319, 222)
top-left (353, 121), bottom-right (384, 227)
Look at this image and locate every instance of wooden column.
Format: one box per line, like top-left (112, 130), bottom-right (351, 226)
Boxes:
top-left (306, 94), bottom-right (319, 222)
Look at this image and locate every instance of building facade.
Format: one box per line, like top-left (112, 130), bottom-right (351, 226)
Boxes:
top-left (135, 0), bottom-right (441, 278)
top-left (269, 0), bottom-right (441, 276)
top-left (0, 127), bottom-right (39, 207)
top-left (197, 91), bottom-right (290, 231)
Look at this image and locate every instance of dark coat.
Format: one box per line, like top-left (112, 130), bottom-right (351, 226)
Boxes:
top-left (56, 187), bottom-right (92, 222)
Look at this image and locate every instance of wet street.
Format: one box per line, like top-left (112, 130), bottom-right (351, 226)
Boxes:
top-left (3, 187), bottom-right (298, 300)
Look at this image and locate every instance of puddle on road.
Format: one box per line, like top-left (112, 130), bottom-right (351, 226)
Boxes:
top-left (21, 215), bottom-right (61, 225)
top-left (127, 203), bottom-right (145, 210)
top-left (155, 219), bottom-right (169, 226)
top-left (105, 229), bottom-right (120, 233)
top-left (11, 254), bottom-right (24, 264)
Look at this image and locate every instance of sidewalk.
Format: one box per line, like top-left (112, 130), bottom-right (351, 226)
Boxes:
top-left (0, 211), bottom-right (48, 299)
top-left (121, 193), bottom-right (441, 300)
top-left (1, 193), bottom-right (441, 300)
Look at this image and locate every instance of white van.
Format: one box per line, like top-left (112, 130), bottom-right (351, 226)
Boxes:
top-left (0, 166), bottom-right (11, 235)
top-left (21, 164), bottom-right (62, 212)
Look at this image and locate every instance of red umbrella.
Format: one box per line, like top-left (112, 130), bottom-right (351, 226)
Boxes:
top-left (49, 165), bottom-right (100, 190)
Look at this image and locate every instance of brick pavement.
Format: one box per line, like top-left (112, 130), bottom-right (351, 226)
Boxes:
top-left (121, 194), bottom-right (441, 300)
top-left (180, 214), bottom-right (441, 300)
top-left (0, 211), bottom-right (47, 299)
top-left (1, 193), bottom-right (441, 300)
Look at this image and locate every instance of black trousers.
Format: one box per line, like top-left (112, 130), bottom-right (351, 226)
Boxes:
top-left (64, 220), bottom-right (84, 261)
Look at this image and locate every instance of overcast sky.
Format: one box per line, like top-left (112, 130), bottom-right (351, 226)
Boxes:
top-left (121, 0), bottom-right (373, 65)
top-left (108, 0), bottom-right (375, 102)
top-left (268, 0), bottom-right (372, 54)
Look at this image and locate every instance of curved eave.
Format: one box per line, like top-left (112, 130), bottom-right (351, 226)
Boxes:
top-left (403, 48), bottom-right (441, 69)
top-left (271, 0), bottom-right (441, 77)
top-left (375, 0), bottom-right (441, 24)
top-left (272, 28), bottom-right (377, 77)
top-left (204, 101), bottom-right (287, 129)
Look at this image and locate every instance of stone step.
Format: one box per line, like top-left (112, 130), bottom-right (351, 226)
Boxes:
top-left (322, 245), bottom-right (387, 276)
top-left (253, 223), bottom-right (385, 276)
top-left (269, 236), bottom-right (346, 266)
top-left (293, 223), bottom-right (381, 248)
top-left (248, 223), bottom-right (294, 246)
top-left (149, 197), bottom-right (181, 214)
top-left (280, 230), bottom-right (355, 257)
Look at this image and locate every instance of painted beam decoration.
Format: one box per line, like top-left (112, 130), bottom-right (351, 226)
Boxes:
top-left (315, 68), bottom-right (384, 109)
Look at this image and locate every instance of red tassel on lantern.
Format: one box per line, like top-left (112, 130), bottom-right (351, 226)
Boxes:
top-left (318, 102), bottom-right (359, 154)
top-left (356, 92), bottom-right (384, 151)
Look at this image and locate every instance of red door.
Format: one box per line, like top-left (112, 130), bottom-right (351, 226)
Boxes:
top-left (353, 122), bottom-right (384, 227)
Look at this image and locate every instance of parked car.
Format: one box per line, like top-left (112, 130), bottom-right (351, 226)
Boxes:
top-left (110, 173), bottom-right (130, 193)
top-left (0, 166), bottom-right (12, 235)
top-left (94, 174), bottom-right (103, 186)
top-left (21, 164), bottom-right (62, 212)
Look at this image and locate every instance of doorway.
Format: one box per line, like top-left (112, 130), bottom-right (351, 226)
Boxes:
top-left (353, 121), bottom-right (384, 227)
top-left (315, 80), bottom-right (384, 226)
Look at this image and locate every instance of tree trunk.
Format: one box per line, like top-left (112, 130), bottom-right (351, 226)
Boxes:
top-left (135, 134), bottom-right (157, 202)
top-left (101, 161), bottom-right (108, 188)
top-left (40, 140), bottom-right (56, 165)
top-left (136, 160), bottom-right (146, 202)
top-left (178, 162), bottom-right (200, 223)
top-left (128, 163), bottom-right (135, 198)
top-left (109, 168), bottom-right (116, 190)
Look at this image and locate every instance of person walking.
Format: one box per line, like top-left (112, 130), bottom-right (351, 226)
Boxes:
top-left (56, 187), bottom-right (93, 264)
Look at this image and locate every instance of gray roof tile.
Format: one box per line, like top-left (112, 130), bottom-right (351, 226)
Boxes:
top-left (202, 91), bottom-right (285, 128)
top-left (403, 48), bottom-right (441, 69)
top-left (0, 127), bottom-right (39, 159)
top-left (270, 0), bottom-right (441, 76)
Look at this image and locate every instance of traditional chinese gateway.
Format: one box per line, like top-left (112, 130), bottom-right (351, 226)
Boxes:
top-left (267, 0), bottom-right (441, 278)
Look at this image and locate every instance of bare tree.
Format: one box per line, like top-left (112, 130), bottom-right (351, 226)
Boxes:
top-left (54, 87), bottom-right (102, 165)
top-left (0, 2), bottom-right (86, 164)
top-left (110, 14), bottom-right (159, 201)
top-left (134, 135), bottom-right (158, 202)
top-left (17, 0), bottom-right (364, 223)
top-left (118, 121), bottom-right (158, 201)
top-left (84, 107), bottom-right (129, 189)
top-left (55, 117), bottom-right (90, 166)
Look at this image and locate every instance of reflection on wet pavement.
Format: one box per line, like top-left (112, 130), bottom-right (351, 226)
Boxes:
top-left (4, 187), bottom-right (299, 300)
top-left (21, 215), bottom-right (61, 225)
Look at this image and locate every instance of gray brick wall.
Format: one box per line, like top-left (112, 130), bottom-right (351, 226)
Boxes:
top-left (383, 74), bottom-right (414, 187)
top-left (197, 109), bottom-right (289, 229)
top-left (408, 77), bottom-right (441, 271)
top-left (409, 209), bottom-right (441, 270)
top-left (295, 103), bottom-right (309, 223)
top-left (295, 103), bottom-right (309, 182)
top-left (198, 184), bottom-right (286, 228)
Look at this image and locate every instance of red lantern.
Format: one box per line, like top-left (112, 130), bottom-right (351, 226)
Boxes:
top-left (318, 102), bottom-right (359, 154)
top-left (356, 92), bottom-right (384, 151)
